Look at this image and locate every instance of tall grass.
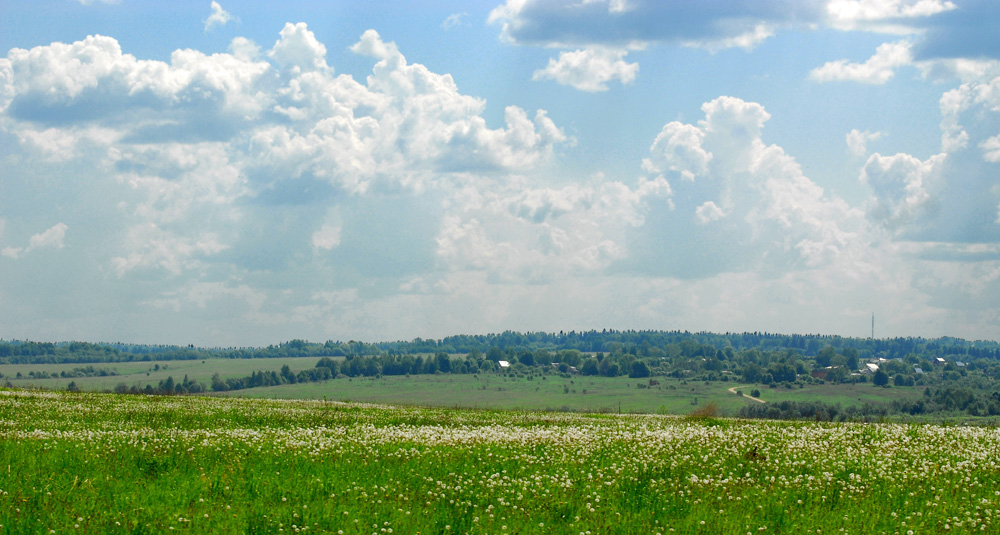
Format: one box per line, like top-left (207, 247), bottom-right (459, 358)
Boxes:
top-left (1, 389), bottom-right (998, 534)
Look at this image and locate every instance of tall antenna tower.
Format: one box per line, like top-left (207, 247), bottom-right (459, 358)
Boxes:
top-left (871, 313), bottom-right (874, 340)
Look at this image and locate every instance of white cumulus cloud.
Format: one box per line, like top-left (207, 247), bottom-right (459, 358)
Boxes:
top-left (5, 12), bottom-right (1000, 344)
top-left (1, 25), bottom-right (570, 287)
top-left (2, 223), bottom-right (68, 259)
top-left (644, 121), bottom-right (712, 180)
top-left (269, 22), bottom-right (329, 73)
top-left (532, 48), bottom-right (638, 92)
top-left (939, 75), bottom-right (1000, 154)
top-left (811, 40), bottom-right (913, 84)
top-left (980, 135), bottom-right (1000, 162)
top-left (624, 95), bottom-right (865, 279)
top-left (860, 152), bottom-right (944, 234)
top-left (311, 224), bottom-right (341, 251)
top-left (695, 201), bottom-right (725, 224)
top-left (436, 173), bottom-right (672, 283)
top-left (204, 2), bottom-right (235, 33)
top-left (847, 129), bottom-right (884, 157)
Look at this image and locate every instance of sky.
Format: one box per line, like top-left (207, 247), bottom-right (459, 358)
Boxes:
top-left (1, 0), bottom-right (999, 347)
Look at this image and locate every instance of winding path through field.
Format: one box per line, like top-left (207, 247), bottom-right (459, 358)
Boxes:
top-left (728, 385), bottom-right (766, 404)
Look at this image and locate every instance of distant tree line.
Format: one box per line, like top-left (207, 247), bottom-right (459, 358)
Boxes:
top-left (208, 364), bottom-right (335, 392)
top-left (736, 387), bottom-right (1000, 421)
top-left (3, 330), bottom-right (998, 365)
top-left (209, 352), bottom-right (494, 393)
top-left (111, 375), bottom-right (205, 396)
top-left (4, 365), bottom-right (118, 380)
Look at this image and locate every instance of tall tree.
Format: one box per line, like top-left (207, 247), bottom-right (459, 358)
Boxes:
top-left (873, 369), bottom-right (890, 387)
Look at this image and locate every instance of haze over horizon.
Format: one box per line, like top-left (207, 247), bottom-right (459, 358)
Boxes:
top-left (2, 1), bottom-right (999, 347)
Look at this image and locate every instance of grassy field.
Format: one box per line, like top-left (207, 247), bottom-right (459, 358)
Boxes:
top-left (749, 380), bottom-right (923, 407)
top-left (223, 373), bottom-right (928, 416)
top-left (1, 356), bottom-right (930, 416)
top-left (220, 373), bottom-right (751, 414)
top-left (0, 356), bottom-right (326, 392)
top-left (1, 389), bottom-right (997, 534)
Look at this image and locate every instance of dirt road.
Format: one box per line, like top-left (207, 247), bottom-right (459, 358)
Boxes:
top-left (728, 385), bottom-right (766, 403)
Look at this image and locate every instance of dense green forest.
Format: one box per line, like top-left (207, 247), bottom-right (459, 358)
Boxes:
top-left (3, 330), bottom-right (999, 363)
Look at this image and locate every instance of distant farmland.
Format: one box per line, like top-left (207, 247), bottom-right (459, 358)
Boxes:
top-left (0, 356), bottom-right (932, 416)
top-left (0, 355), bottom-right (327, 392)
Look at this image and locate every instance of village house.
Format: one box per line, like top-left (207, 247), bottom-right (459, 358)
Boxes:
top-left (811, 366), bottom-right (841, 380)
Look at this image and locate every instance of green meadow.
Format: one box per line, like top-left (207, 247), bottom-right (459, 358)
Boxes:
top-left (221, 373), bottom-right (927, 415)
top-left (1, 389), bottom-right (997, 534)
top-left (1, 357), bottom-right (928, 416)
top-left (0, 356), bottom-right (324, 392)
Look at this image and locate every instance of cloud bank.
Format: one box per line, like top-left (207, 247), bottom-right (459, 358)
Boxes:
top-left (492, 0), bottom-right (996, 91)
top-left (1, 10), bottom-right (999, 345)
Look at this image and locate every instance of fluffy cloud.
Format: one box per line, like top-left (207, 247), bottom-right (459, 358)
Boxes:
top-left (532, 48), bottom-right (638, 91)
top-left (698, 96), bottom-right (772, 176)
top-left (811, 40), bottom-right (913, 84)
top-left (27, 222), bottom-right (68, 251)
top-left (492, 0), bottom-right (997, 94)
top-left (2, 223), bottom-right (68, 259)
top-left (110, 223), bottom-right (227, 276)
top-left (436, 175), bottom-right (671, 282)
top-left (695, 201), bottom-right (725, 224)
top-left (6, 35), bottom-right (138, 103)
top-left (852, 72), bottom-right (1000, 246)
top-left (442, 13), bottom-right (467, 30)
top-left (818, 2), bottom-right (1000, 85)
top-left (939, 75), bottom-right (1000, 153)
top-left (311, 224), bottom-right (341, 251)
top-left (0, 24), bottom-right (570, 309)
top-left (825, 0), bottom-right (957, 31)
top-left (204, 2), bottom-right (236, 33)
top-left (643, 121), bottom-right (712, 180)
top-left (486, 0), bottom-right (825, 91)
top-left (248, 29), bottom-right (566, 196)
top-left (4, 16), bottom-right (998, 344)
top-left (625, 96), bottom-right (865, 278)
top-left (847, 128), bottom-right (884, 157)
top-left (270, 22), bottom-right (329, 73)
top-left (3, 33), bottom-right (273, 137)
top-left (981, 135), bottom-right (1000, 162)
top-left (860, 152), bottom-right (943, 234)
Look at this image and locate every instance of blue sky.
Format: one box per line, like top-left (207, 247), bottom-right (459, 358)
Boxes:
top-left (1, 0), bottom-right (999, 346)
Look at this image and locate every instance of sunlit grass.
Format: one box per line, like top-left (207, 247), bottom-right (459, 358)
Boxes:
top-left (1, 389), bottom-right (998, 534)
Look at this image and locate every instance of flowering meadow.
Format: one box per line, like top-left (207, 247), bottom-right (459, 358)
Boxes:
top-left (1, 389), bottom-right (998, 534)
